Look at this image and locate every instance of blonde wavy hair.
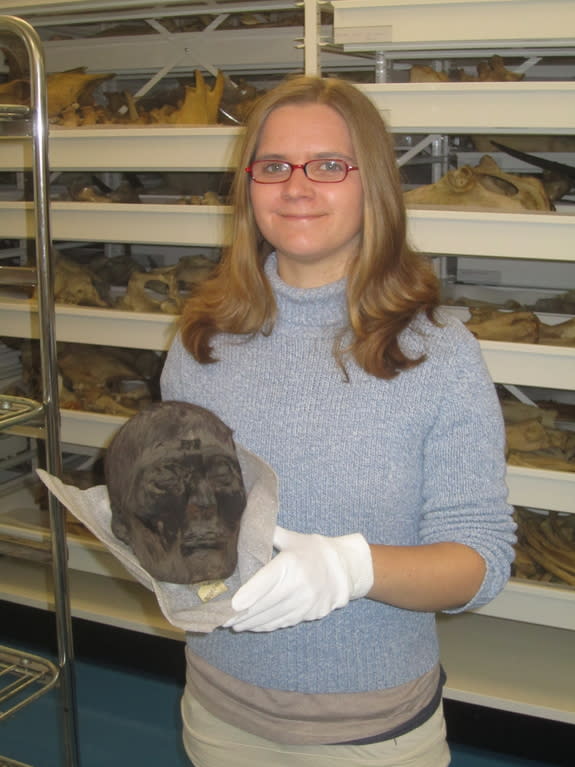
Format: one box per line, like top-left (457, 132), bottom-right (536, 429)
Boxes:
top-left (180, 75), bottom-right (439, 379)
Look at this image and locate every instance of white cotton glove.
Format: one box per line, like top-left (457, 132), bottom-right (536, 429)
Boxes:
top-left (224, 525), bottom-right (374, 632)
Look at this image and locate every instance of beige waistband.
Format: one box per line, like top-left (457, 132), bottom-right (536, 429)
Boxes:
top-left (184, 648), bottom-right (441, 745)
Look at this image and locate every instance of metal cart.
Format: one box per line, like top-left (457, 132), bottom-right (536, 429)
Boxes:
top-left (0, 15), bottom-right (80, 767)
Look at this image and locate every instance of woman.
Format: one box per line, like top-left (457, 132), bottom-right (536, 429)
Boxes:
top-left (161, 75), bottom-right (516, 767)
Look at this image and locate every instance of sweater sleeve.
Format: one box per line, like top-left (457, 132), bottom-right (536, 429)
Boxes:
top-left (419, 323), bottom-right (516, 613)
top-left (160, 332), bottom-right (187, 401)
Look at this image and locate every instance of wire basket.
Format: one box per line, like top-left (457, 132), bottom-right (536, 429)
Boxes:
top-left (0, 645), bottom-right (59, 722)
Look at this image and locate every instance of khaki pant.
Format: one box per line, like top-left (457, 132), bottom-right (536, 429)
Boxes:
top-left (181, 693), bottom-right (451, 767)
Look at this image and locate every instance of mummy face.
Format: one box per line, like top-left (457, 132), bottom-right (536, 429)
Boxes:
top-left (105, 401), bottom-right (246, 583)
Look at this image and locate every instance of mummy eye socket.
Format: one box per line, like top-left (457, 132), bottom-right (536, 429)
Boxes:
top-left (207, 457), bottom-right (237, 488)
top-left (147, 463), bottom-right (188, 494)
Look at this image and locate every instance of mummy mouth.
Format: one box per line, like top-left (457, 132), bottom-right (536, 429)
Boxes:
top-left (181, 539), bottom-right (223, 555)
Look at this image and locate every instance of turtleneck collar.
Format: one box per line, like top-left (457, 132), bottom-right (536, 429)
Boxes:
top-left (264, 254), bottom-right (348, 330)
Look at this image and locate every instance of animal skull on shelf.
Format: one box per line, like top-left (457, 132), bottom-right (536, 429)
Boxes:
top-left (175, 254), bottom-right (216, 290)
top-left (150, 70), bottom-right (225, 125)
top-left (51, 252), bottom-right (111, 307)
top-left (46, 68), bottom-right (115, 119)
top-left (115, 265), bottom-right (184, 314)
top-left (57, 344), bottom-right (162, 416)
top-left (404, 155), bottom-right (552, 212)
top-left (0, 66), bottom-right (113, 119)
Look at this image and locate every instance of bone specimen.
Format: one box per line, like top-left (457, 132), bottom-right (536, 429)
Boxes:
top-left (486, 141), bottom-right (575, 203)
top-left (531, 290), bottom-right (575, 315)
top-left (410, 55), bottom-right (523, 83)
top-left (175, 255), bottom-right (216, 290)
top-left (505, 419), bottom-right (550, 453)
top-left (0, 66), bottom-right (116, 121)
top-left (105, 400), bottom-right (247, 584)
top-left (508, 449), bottom-right (575, 471)
top-left (116, 266), bottom-right (184, 314)
top-left (513, 508), bottom-right (575, 586)
top-left (176, 191), bottom-right (223, 205)
top-left (499, 392), bottom-right (575, 474)
top-left (165, 70), bottom-right (224, 124)
top-left (51, 252), bottom-right (111, 307)
top-left (408, 65), bottom-right (449, 82)
top-left (538, 317), bottom-right (575, 346)
top-left (475, 56), bottom-right (524, 82)
top-left (0, 78), bottom-right (29, 104)
top-left (404, 155), bottom-right (551, 212)
top-left (465, 308), bottom-right (575, 347)
top-left (46, 250), bottom-right (216, 313)
top-left (90, 252), bottom-right (142, 286)
top-left (448, 290), bottom-right (575, 317)
top-left (0, 53), bottom-right (254, 126)
top-left (46, 68), bottom-right (115, 118)
top-left (142, 70), bottom-right (225, 125)
top-left (465, 308), bottom-right (540, 343)
top-left (57, 343), bottom-right (163, 416)
top-left (68, 174), bottom-right (142, 203)
top-left (472, 134), bottom-right (575, 154)
top-left (500, 400), bottom-right (557, 428)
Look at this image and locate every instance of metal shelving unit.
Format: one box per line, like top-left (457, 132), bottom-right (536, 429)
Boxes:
top-left (0, 15), bottom-right (80, 767)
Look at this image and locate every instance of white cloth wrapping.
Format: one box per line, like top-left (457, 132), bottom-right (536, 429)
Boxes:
top-left (36, 444), bottom-right (278, 633)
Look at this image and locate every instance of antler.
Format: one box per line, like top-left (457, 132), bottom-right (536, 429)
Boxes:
top-left (491, 140), bottom-right (575, 181)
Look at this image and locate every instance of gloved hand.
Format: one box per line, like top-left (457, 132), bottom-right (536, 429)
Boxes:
top-left (224, 525), bottom-right (374, 632)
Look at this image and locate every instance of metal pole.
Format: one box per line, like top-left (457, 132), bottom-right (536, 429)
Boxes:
top-left (1, 15), bottom-right (81, 767)
top-left (302, 0), bottom-right (321, 76)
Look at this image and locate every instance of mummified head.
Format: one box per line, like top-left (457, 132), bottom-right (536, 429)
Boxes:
top-left (105, 401), bottom-right (246, 584)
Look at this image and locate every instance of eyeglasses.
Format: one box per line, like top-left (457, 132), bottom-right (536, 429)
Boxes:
top-left (246, 158), bottom-right (359, 184)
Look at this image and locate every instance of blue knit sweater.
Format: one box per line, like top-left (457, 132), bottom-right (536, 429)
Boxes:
top-left (160, 256), bottom-right (516, 694)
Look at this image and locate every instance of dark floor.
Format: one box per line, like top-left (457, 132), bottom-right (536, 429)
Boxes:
top-left (1, 602), bottom-right (572, 767)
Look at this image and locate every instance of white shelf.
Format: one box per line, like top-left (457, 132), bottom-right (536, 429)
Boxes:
top-left (479, 341), bottom-right (575, 391)
top-left (0, 297), bottom-right (178, 350)
top-left (60, 410), bottom-right (126, 448)
top-left (407, 208), bottom-right (575, 261)
top-left (3, 410), bottom-right (124, 447)
top-left (506, 466), bottom-right (575, 514)
top-left (0, 557), bottom-right (184, 640)
top-left (0, 201), bottom-right (232, 246)
top-left (0, 127), bottom-right (243, 172)
top-left (6, 410), bottom-right (124, 447)
top-left (2, 200), bottom-right (573, 258)
top-left (474, 579), bottom-right (575, 631)
top-left (0, 0), bottom-right (222, 13)
top-left (42, 26), bottom-right (307, 76)
top-left (0, 483), bottom-right (132, 582)
top-left (438, 612), bottom-right (575, 724)
top-left (361, 82), bottom-right (575, 134)
top-left (332, 0), bottom-right (575, 50)
top-left (2, 296), bottom-right (574, 386)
